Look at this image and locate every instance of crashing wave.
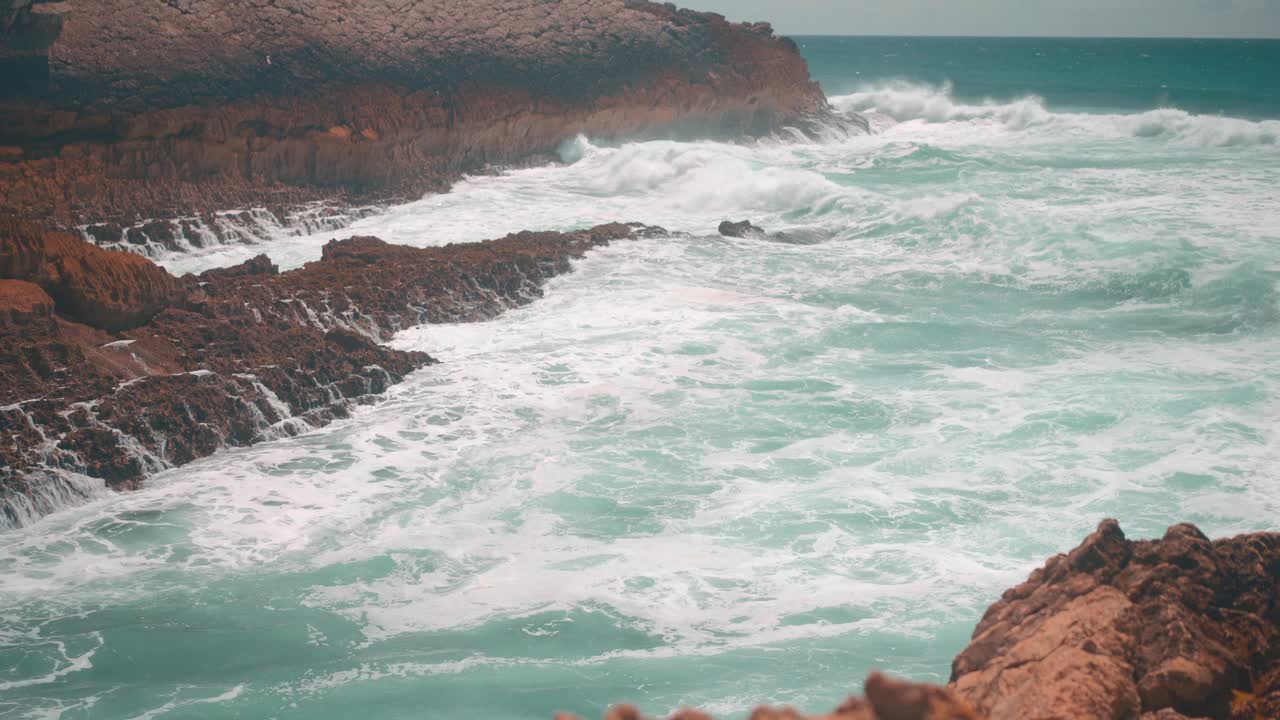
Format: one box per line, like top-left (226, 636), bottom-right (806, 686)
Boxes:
top-left (830, 81), bottom-right (1280, 148)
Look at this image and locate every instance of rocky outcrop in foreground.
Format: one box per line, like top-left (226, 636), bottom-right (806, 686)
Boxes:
top-left (0, 219), bottom-right (661, 527)
top-left (567, 521), bottom-right (1279, 720)
top-left (0, 0), bottom-right (832, 245)
top-left (951, 520), bottom-right (1280, 720)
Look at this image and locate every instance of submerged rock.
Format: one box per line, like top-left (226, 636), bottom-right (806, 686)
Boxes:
top-left (718, 219), bottom-right (768, 239)
top-left (717, 219), bottom-right (824, 245)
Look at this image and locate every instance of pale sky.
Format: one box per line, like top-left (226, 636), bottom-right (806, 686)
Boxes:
top-left (676, 1), bottom-right (1280, 38)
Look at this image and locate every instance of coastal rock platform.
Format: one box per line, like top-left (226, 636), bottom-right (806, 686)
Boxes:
top-left (0, 219), bottom-right (662, 527)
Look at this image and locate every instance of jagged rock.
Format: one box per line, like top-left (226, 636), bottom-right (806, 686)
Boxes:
top-left (563, 523), bottom-right (1278, 720)
top-left (949, 519), bottom-right (1280, 720)
top-left (196, 254), bottom-right (279, 283)
top-left (1231, 664), bottom-right (1280, 719)
top-left (0, 222), bottom-right (661, 527)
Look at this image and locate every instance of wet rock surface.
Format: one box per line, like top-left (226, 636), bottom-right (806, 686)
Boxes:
top-left (0, 0), bottom-right (831, 230)
top-left (717, 218), bottom-right (821, 245)
top-left (0, 217), bottom-right (185, 330)
top-left (718, 219), bottom-right (767, 239)
top-left (0, 219), bottom-right (660, 527)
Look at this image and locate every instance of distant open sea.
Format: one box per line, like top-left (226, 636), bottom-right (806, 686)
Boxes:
top-left (3, 37), bottom-right (1279, 720)
top-left (800, 35), bottom-right (1280, 118)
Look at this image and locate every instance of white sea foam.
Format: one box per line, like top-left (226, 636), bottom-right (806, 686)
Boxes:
top-left (4, 77), bottom-right (1280, 718)
top-left (831, 81), bottom-right (1280, 148)
top-left (832, 81), bottom-right (1052, 129)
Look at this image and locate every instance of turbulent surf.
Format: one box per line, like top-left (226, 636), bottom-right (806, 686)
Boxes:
top-left (2, 36), bottom-right (1279, 720)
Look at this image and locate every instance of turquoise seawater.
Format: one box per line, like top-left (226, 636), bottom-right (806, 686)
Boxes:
top-left (3, 37), bottom-right (1280, 719)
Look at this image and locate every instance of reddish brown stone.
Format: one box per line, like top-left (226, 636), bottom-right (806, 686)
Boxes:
top-left (0, 1), bottom-right (831, 229)
top-left (0, 222), bottom-right (661, 526)
top-left (0, 278), bottom-right (54, 326)
top-left (949, 520), bottom-right (1280, 720)
top-left (0, 217), bottom-right (184, 331)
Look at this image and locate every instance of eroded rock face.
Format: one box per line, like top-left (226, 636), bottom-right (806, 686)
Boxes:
top-left (949, 520), bottom-right (1280, 720)
top-left (40, 233), bottom-right (183, 331)
top-left (0, 221), bottom-right (660, 527)
top-left (0, 0), bottom-right (831, 228)
top-left (0, 217), bottom-right (185, 330)
top-left (0, 277), bottom-right (53, 326)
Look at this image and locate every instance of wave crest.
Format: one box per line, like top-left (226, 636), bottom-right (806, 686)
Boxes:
top-left (831, 81), bottom-right (1051, 130)
top-left (830, 82), bottom-right (1280, 148)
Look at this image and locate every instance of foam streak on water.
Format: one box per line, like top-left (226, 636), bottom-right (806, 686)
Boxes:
top-left (3, 74), bottom-right (1280, 719)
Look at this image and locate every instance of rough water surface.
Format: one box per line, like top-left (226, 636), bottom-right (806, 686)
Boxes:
top-left (2, 37), bottom-right (1280, 720)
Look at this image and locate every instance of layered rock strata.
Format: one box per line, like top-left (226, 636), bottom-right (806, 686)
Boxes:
top-left (0, 0), bottom-right (831, 235)
top-left (0, 219), bottom-right (660, 527)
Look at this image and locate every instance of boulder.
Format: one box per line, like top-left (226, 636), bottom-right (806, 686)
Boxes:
top-left (0, 218), bottom-right (184, 332)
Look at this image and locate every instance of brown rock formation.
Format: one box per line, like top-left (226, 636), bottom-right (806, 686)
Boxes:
top-left (557, 522), bottom-right (1278, 720)
top-left (0, 220), bottom-right (661, 527)
top-left (0, 277), bottom-right (54, 326)
top-left (950, 520), bottom-right (1280, 720)
top-left (0, 0), bottom-right (831, 235)
top-left (0, 217), bottom-right (185, 330)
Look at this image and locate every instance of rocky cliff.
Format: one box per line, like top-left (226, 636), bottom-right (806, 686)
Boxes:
top-left (0, 0), bottom-right (830, 246)
top-left (563, 521), bottom-right (1280, 720)
top-left (0, 219), bottom-right (662, 527)
top-left (950, 520), bottom-right (1280, 720)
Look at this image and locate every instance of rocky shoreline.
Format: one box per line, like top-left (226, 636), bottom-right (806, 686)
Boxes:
top-left (0, 0), bottom-right (836, 519)
top-left (0, 220), bottom-right (662, 527)
top-left (1, 0), bottom-right (832, 236)
top-left (1, 2), bottom-right (1276, 719)
top-left (564, 521), bottom-right (1280, 720)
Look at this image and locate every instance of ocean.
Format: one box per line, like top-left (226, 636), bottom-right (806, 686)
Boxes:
top-left (3, 36), bottom-right (1279, 719)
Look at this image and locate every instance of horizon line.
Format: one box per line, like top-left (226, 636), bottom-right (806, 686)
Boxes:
top-left (785, 32), bottom-right (1280, 41)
